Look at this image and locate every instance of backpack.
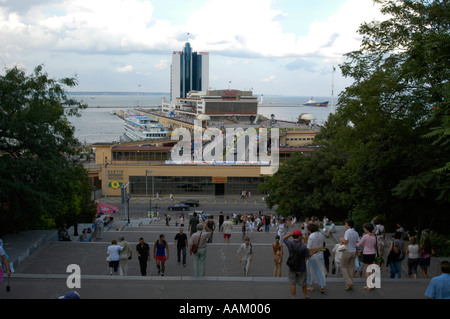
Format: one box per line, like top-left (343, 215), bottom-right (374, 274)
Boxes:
top-left (394, 240), bottom-right (404, 260)
top-left (286, 243), bottom-right (302, 269)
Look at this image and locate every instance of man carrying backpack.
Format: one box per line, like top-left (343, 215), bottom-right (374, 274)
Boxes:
top-left (283, 230), bottom-right (311, 299)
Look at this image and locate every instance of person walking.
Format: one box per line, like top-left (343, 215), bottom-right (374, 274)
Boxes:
top-left (0, 238), bottom-right (13, 275)
top-left (272, 235), bottom-right (283, 277)
top-left (218, 211), bottom-right (224, 232)
top-left (332, 238), bottom-right (345, 277)
top-left (248, 217), bottom-right (255, 233)
top-left (179, 215), bottom-right (185, 228)
top-left (265, 214), bottom-right (271, 233)
top-left (154, 234), bottom-right (169, 276)
top-left (425, 260), bottom-right (450, 299)
top-left (174, 228), bottom-right (188, 267)
top-left (165, 213), bottom-right (170, 227)
top-left (95, 215), bottom-right (104, 239)
top-left (355, 223), bottom-right (377, 291)
top-left (106, 240), bottom-right (123, 276)
top-left (407, 236), bottom-right (420, 279)
top-left (340, 219), bottom-right (360, 290)
top-left (118, 236), bottom-right (132, 276)
top-left (0, 243), bottom-right (12, 287)
top-left (222, 215), bottom-right (233, 244)
top-left (188, 212), bottom-right (199, 237)
top-left (386, 233), bottom-right (403, 278)
top-left (305, 223), bottom-right (327, 294)
top-left (237, 236), bottom-right (254, 277)
top-left (389, 231), bottom-right (405, 278)
top-left (205, 215), bottom-right (216, 243)
top-left (419, 237), bottom-right (435, 279)
top-left (136, 237), bottom-right (150, 276)
top-left (277, 219), bottom-right (286, 241)
top-left (283, 230), bottom-right (311, 299)
top-left (189, 224), bottom-right (211, 276)
top-left (241, 218), bottom-right (247, 240)
top-left (374, 218), bottom-right (385, 257)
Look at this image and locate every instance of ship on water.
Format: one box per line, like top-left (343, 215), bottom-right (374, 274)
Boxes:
top-left (303, 97), bottom-right (329, 107)
top-left (123, 114), bottom-right (169, 141)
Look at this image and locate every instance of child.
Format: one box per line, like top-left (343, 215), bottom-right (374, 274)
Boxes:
top-left (354, 245), bottom-right (364, 278)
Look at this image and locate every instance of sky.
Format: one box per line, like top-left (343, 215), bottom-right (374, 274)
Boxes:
top-left (0, 0), bottom-right (386, 96)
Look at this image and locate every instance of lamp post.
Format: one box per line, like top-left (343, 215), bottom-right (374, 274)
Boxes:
top-left (146, 170), bottom-right (153, 213)
top-left (104, 156), bottom-right (108, 203)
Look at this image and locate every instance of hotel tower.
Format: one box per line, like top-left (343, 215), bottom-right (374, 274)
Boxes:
top-left (170, 42), bottom-right (209, 104)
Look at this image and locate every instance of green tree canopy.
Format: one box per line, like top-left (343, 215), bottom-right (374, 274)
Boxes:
top-left (0, 65), bottom-right (95, 235)
top-left (260, 0), bottom-right (449, 235)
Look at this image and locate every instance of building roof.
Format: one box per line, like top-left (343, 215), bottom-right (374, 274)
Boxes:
top-left (112, 145), bottom-right (173, 152)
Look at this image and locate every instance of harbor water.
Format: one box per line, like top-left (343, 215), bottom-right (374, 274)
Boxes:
top-left (68, 93), bottom-right (335, 145)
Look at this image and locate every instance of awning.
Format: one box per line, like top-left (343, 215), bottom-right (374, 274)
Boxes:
top-left (97, 202), bottom-right (118, 215)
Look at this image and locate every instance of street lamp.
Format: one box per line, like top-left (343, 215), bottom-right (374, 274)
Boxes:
top-left (104, 156), bottom-right (108, 202)
top-left (146, 169), bottom-right (153, 213)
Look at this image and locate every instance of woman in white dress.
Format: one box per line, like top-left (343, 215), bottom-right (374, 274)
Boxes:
top-left (277, 219), bottom-right (286, 240)
top-left (306, 223), bottom-right (326, 293)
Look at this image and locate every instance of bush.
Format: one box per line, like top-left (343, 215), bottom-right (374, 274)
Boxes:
top-left (423, 232), bottom-right (450, 258)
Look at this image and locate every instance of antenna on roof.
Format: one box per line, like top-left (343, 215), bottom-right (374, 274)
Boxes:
top-left (187, 32), bottom-right (190, 43)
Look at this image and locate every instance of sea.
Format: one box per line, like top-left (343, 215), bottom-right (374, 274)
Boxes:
top-left (67, 92), bottom-right (336, 145)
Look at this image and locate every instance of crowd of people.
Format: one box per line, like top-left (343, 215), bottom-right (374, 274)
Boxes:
top-left (33, 210), bottom-right (448, 300)
top-left (101, 210), bottom-right (296, 279)
top-left (282, 216), bottom-right (449, 299)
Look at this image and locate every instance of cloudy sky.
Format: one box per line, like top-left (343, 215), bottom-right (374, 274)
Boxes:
top-left (0, 0), bottom-right (385, 96)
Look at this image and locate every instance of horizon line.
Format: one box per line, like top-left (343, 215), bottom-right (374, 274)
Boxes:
top-left (68, 91), bottom-right (333, 98)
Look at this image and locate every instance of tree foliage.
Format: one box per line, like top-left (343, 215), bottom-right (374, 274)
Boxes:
top-left (0, 65), bottom-right (95, 235)
top-left (260, 0), bottom-right (449, 235)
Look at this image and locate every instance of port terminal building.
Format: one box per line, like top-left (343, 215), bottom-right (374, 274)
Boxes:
top-left (87, 128), bottom-right (319, 199)
top-left (163, 89), bottom-right (259, 123)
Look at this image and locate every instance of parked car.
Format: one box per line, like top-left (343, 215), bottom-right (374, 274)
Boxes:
top-left (168, 203), bottom-right (190, 211)
top-left (182, 199), bottom-right (200, 207)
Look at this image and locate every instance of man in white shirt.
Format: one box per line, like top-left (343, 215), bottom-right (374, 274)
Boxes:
top-left (325, 220), bottom-right (336, 238)
top-left (339, 219), bottom-right (360, 290)
top-left (222, 215), bottom-right (233, 244)
top-left (95, 215), bottom-right (104, 239)
top-left (237, 236), bottom-right (254, 277)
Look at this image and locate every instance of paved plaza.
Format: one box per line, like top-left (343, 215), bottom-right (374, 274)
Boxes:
top-left (0, 203), bottom-right (443, 302)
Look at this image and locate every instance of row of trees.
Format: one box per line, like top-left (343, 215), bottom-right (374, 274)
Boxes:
top-left (0, 65), bottom-right (96, 236)
top-left (260, 0), bottom-right (449, 239)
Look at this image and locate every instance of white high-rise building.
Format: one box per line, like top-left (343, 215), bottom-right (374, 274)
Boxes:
top-left (170, 42), bottom-right (209, 104)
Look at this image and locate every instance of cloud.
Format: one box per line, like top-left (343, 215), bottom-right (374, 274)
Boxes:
top-left (285, 59), bottom-right (317, 72)
top-left (183, 0), bottom-right (384, 59)
top-left (115, 65), bottom-right (133, 73)
top-left (0, 0), bottom-right (385, 60)
top-left (261, 75), bottom-right (276, 82)
top-left (0, 0), bottom-right (387, 95)
top-left (155, 59), bottom-right (168, 70)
